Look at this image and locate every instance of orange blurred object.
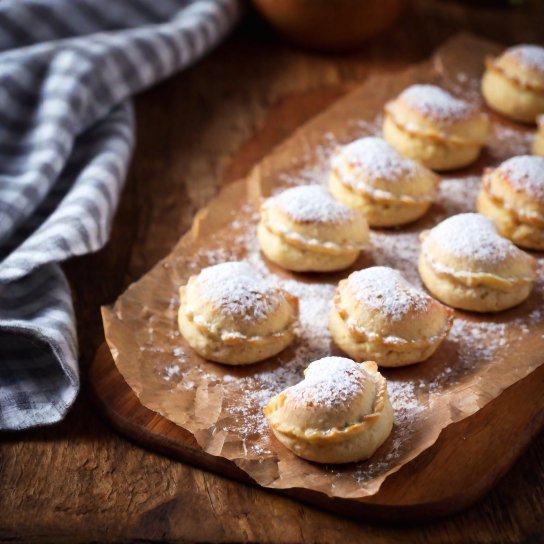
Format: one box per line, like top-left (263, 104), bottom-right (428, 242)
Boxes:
top-left (251, 0), bottom-right (406, 52)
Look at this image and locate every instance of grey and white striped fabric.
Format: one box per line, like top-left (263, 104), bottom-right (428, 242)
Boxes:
top-left (0, 0), bottom-right (241, 430)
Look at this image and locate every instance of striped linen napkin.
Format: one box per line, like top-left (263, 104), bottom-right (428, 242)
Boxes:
top-left (0, 0), bottom-right (241, 430)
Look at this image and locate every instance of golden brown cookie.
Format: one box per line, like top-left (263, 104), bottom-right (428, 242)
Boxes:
top-left (329, 266), bottom-right (452, 367)
top-left (482, 44), bottom-right (544, 123)
top-left (257, 185), bottom-right (369, 272)
top-left (328, 137), bottom-right (438, 227)
top-left (178, 261), bottom-right (298, 364)
top-left (383, 84), bottom-right (489, 170)
top-left (418, 213), bottom-right (537, 312)
top-left (477, 155), bottom-right (544, 250)
top-left (264, 357), bottom-right (394, 464)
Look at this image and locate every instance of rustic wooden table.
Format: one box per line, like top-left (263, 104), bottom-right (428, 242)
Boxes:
top-left (2, 1), bottom-right (544, 542)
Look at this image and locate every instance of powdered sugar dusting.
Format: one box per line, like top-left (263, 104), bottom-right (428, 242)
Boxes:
top-left (163, 364), bottom-right (181, 381)
top-left (506, 44), bottom-right (544, 73)
top-left (399, 84), bottom-right (474, 121)
top-left (333, 136), bottom-right (417, 184)
top-left (194, 261), bottom-right (282, 322)
top-left (347, 266), bottom-right (430, 321)
top-left (498, 155), bottom-right (544, 202)
top-left (278, 137), bottom-right (337, 188)
top-left (286, 357), bottom-right (369, 410)
top-left (491, 124), bottom-right (533, 157)
top-left (267, 185), bottom-right (354, 224)
top-left (425, 213), bottom-right (519, 264)
top-left (346, 379), bottom-right (424, 484)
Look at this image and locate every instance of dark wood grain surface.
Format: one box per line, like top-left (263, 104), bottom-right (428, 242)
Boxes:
top-left (2, 1), bottom-right (544, 542)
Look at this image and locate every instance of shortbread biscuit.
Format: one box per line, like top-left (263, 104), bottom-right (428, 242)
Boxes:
top-left (178, 261), bottom-right (298, 364)
top-left (329, 266), bottom-right (452, 367)
top-left (419, 213), bottom-right (536, 312)
top-left (258, 185), bottom-right (369, 272)
top-left (477, 155), bottom-right (544, 250)
top-left (383, 84), bottom-right (489, 170)
top-left (264, 357), bottom-right (394, 464)
top-left (482, 44), bottom-right (544, 123)
top-left (329, 137), bottom-right (438, 227)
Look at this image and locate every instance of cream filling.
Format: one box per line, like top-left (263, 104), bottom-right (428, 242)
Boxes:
top-left (335, 301), bottom-right (452, 352)
top-left (421, 248), bottom-right (534, 290)
top-left (184, 307), bottom-right (295, 346)
top-left (331, 166), bottom-right (435, 205)
top-left (486, 57), bottom-right (544, 94)
top-left (483, 182), bottom-right (544, 228)
top-left (385, 108), bottom-right (486, 147)
top-left (262, 219), bottom-right (367, 256)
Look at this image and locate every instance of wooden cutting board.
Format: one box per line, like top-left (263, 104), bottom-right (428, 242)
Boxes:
top-left (89, 85), bottom-right (544, 522)
top-left (90, 343), bottom-right (544, 522)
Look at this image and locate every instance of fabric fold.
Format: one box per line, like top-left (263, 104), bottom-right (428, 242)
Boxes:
top-left (0, 0), bottom-right (241, 429)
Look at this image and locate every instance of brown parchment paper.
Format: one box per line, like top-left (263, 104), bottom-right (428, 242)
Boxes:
top-left (103, 35), bottom-right (544, 500)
